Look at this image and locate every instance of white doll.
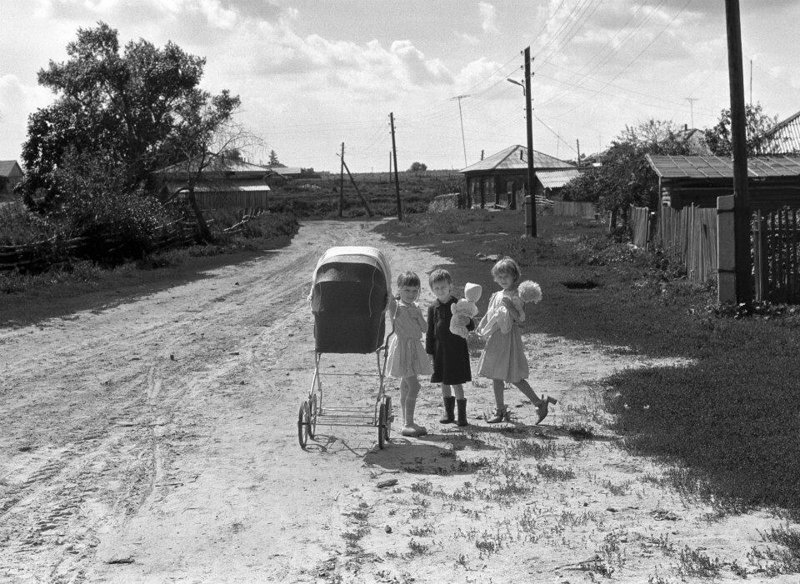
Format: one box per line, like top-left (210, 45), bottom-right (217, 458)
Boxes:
top-left (450, 282), bottom-right (483, 338)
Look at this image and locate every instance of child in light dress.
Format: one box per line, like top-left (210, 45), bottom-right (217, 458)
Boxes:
top-left (425, 269), bottom-right (474, 427)
top-left (386, 271), bottom-right (432, 437)
top-left (477, 257), bottom-right (557, 424)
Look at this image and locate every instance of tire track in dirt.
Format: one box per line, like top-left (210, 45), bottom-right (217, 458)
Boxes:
top-left (0, 220), bottom-right (365, 583)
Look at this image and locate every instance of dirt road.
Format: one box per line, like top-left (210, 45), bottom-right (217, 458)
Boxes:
top-left (0, 220), bottom-right (791, 583)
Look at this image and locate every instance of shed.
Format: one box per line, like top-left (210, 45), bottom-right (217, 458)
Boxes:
top-left (153, 156), bottom-right (271, 209)
top-left (646, 154), bottom-right (800, 210)
top-left (0, 160), bottom-right (23, 198)
top-left (461, 145), bottom-right (579, 209)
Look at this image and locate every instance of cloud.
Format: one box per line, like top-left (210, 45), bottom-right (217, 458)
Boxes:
top-left (459, 32), bottom-right (480, 46)
top-left (479, 2), bottom-right (498, 34)
top-left (0, 75), bottom-right (52, 158)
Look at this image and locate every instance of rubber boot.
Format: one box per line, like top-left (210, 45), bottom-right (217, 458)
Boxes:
top-left (440, 396), bottom-right (456, 424)
top-left (456, 398), bottom-right (468, 427)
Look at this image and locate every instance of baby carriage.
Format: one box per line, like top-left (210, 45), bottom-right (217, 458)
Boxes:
top-left (298, 246), bottom-right (395, 449)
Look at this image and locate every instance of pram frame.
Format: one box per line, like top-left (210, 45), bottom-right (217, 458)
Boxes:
top-left (298, 323), bottom-right (396, 450)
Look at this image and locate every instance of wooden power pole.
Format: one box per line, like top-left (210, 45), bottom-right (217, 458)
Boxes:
top-left (339, 142), bottom-right (345, 217)
top-left (390, 112), bottom-right (403, 221)
top-left (725, 0), bottom-right (753, 303)
top-left (524, 46), bottom-right (537, 238)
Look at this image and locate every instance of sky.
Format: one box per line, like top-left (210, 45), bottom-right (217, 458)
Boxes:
top-left (1, 0), bottom-right (799, 173)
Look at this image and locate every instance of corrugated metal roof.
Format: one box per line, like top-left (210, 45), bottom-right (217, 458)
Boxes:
top-left (164, 180), bottom-right (270, 193)
top-left (646, 154), bottom-right (800, 179)
top-left (462, 145), bottom-right (575, 173)
top-left (154, 156), bottom-right (270, 176)
top-left (538, 169), bottom-right (580, 189)
top-left (760, 110), bottom-right (800, 154)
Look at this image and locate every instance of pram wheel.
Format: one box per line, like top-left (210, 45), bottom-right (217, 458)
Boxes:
top-left (308, 394), bottom-right (318, 439)
top-left (298, 401), bottom-right (310, 449)
top-left (378, 396), bottom-right (392, 449)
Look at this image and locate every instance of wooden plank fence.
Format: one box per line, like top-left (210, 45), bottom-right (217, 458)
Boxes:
top-left (754, 207), bottom-right (800, 303)
top-left (553, 201), bottom-right (597, 219)
top-left (633, 205), bottom-right (718, 283)
top-left (0, 220), bottom-right (197, 272)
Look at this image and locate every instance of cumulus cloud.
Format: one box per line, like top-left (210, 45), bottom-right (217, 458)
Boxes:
top-left (479, 2), bottom-right (498, 34)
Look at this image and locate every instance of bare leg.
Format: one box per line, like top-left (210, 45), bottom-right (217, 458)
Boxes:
top-left (399, 378), bottom-right (409, 425)
top-left (492, 379), bottom-right (505, 409)
top-left (510, 379), bottom-right (542, 404)
top-left (441, 383), bottom-right (453, 399)
top-left (404, 376), bottom-right (421, 428)
top-left (451, 383), bottom-right (465, 400)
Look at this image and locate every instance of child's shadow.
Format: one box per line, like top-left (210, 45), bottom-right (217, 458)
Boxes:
top-left (364, 433), bottom-right (498, 475)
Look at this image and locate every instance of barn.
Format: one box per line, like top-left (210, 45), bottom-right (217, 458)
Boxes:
top-left (461, 145), bottom-right (579, 209)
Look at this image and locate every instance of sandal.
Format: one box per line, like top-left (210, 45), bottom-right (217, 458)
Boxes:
top-left (486, 406), bottom-right (508, 424)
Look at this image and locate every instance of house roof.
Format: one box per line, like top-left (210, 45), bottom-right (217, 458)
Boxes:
top-left (154, 155), bottom-right (270, 177)
top-left (461, 145), bottom-right (575, 173)
top-left (267, 166), bottom-right (304, 176)
top-left (0, 160), bottom-right (22, 177)
top-left (646, 154), bottom-right (800, 179)
top-left (760, 109), bottom-right (800, 154)
top-left (537, 169), bottom-right (580, 189)
top-left (163, 179), bottom-right (270, 194)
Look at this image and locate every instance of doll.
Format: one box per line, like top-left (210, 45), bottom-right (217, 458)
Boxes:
top-left (449, 282), bottom-right (483, 338)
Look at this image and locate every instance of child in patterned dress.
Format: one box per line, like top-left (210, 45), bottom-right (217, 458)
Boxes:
top-left (386, 271), bottom-right (432, 437)
top-left (477, 257), bottom-right (557, 424)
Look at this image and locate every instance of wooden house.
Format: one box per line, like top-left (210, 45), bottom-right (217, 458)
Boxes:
top-left (0, 160), bottom-right (23, 199)
top-left (461, 145), bottom-right (579, 209)
top-left (153, 156), bottom-right (271, 210)
top-left (759, 110), bottom-right (800, 155)
top-left (646, 154), bottom-right (800, 210)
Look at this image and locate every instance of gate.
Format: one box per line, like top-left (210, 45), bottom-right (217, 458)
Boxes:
top-left (754, 207), bottom-right (800, 303)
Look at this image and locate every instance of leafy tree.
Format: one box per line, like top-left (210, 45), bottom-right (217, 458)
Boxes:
top-left (561, 119), bottom-right (690, 227)
top-left (18, 22), bottom-right (240, 240)
top-left (408, 162), bottom-right (427, 172)
top-left (268, 150), bottom-right (286, 167)
top-left (704, 102), bottom-right (780, 156)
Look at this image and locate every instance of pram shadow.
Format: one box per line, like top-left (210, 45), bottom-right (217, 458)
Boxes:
top-left (364, 433), bottom-right (499, 476)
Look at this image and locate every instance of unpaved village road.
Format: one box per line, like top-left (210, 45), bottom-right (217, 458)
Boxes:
top-left (0, 220), bottom-right (791, 583)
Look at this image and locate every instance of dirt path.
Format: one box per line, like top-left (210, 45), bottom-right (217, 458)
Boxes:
top-left (0, 220), bottom-right (792, 583)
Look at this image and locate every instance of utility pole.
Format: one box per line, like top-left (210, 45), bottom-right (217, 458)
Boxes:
top-left (390, 112), bottom-right (403, 221)
top-left (339, 142), bottom-right (345, 217)
top-left (524, 46), bottom-right (537, 237)
top-left (451, 94), bottom-right (470, 168)
top-left (685, 97), bottom-right (698, 128)
top-left (749, 59), bottom-right (753, 106)
top-left (576, 139), bottom-right (581, 169)
top-left (725, 0), bottom-right (753, 303)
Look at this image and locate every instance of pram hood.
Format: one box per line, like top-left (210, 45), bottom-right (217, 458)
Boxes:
top-left (311, 246), bottom-right (392, 353)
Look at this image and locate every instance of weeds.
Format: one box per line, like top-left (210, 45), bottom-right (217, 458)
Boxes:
top-left (408, 523), bottom-right (435, 537)
top-left (536, 463), bottom-right (576, 481)
top-left (406, 539), bottom-right (430, 556)
top-left (676, 546), bottom-right (722, 578)
top-left (507, 439), bottom-right (558, 459)
top-left (749, 524), bottom-right (800, 575)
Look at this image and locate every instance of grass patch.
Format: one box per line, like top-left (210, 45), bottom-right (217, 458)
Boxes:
top-left (376, 210), bottom-right (800, 518)
top-left (749, 524), bottom-right (800, 575)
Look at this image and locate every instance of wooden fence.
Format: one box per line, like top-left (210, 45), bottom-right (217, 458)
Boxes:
top-left (0, 221), bottom-right (197, 272)
top-left (194, 190), bottom-right (269, 209)
top-left (637, 205), bottom-right (718, 283)
top-left (553, 201), bottom-right (597, 219)
top-left (754, 207), bottom-right (800, 303)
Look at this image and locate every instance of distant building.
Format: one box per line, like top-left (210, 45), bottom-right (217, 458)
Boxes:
top-left (0, 160), bottom-right (23, 198)
top-left (153, 155), bottom-right (271, 209)
top-left (674, 125), bottom-right (712, 155)
top-left (460, 145), bottom-right (579, 209)
top-left (646, 154), bottom-right (800, 210)
top-left (759, 110), bottom-right (800, 154)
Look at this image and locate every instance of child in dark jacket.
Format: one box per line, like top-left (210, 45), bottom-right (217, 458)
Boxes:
top-left (426, 269), bottom-right (474, 426)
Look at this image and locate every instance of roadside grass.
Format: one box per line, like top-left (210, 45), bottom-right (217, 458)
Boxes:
top-left (0, 211), bottom-right (300, 326)
top-left (375, 209), bottom-right (800, 520)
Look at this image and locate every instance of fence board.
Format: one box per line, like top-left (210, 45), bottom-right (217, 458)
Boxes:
top-left (553, 201), bottom-right (597, 219)
top-left (651, 205), bottom-right (717, 283)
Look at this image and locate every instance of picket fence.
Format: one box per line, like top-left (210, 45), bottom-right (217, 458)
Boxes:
top-left (0, 220), bottom-right (197, 272)
top-left (553, 201), bottom-right (597, 219)
top-left (754, 208), bottom-right (800, 303)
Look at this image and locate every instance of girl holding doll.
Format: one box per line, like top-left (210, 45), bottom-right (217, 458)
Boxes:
top-left (477, 257), bottom-right (557, 424)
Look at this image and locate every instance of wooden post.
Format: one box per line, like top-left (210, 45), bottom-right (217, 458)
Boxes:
top-left (390, 112), bottom-right (403, 221)
top-left (717, 194), bottom-right (736, 304)
top-left (339, 142), bottom-right (345, 217)
top-left (753, 210), bottom-right (768, 301)
top-left (340, 157), bottom-right (374, 217)
top-left (524, 46), bottom-right (537, 237)
top-left (725, 0), bottom-right (753, 303)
